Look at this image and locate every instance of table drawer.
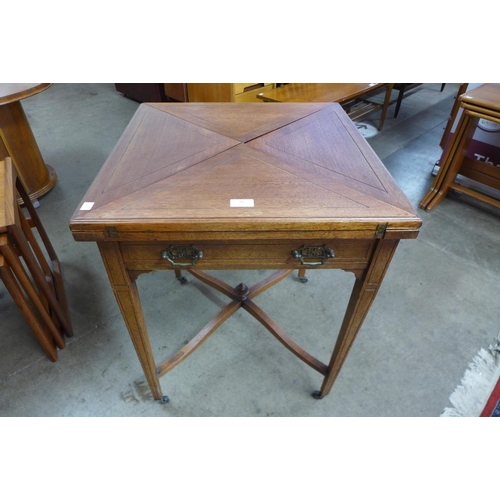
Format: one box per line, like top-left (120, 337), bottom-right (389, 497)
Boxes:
top-left (121, 240), bottom-right (374, 271)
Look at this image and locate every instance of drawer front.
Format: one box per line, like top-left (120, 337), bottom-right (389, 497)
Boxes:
top-left (121, 240), bottom-right (374, 271)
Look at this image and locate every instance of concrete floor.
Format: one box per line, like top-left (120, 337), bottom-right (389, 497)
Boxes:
top-left (1, 83), bottom-right (499, 417)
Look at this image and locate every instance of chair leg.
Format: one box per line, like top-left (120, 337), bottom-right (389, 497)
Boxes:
top-left (394, 84), bottom-right (406, 118)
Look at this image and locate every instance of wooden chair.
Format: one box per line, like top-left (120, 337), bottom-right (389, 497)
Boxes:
top-left (0, 157), bottom-right (73, 360)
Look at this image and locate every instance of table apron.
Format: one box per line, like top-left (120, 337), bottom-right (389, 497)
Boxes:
top-left (120, 239), bottom-right (375, 271)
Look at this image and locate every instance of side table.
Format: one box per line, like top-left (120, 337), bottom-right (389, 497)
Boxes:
top-left (420, 83), bottom-right (500, 211)
top-left (0, 84), bottom-right (56, 202)
top-left (1, 157), bottom-right (73, 360)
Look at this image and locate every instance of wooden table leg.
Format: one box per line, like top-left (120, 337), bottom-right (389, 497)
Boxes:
top-left (0, 101), bottom-right (57, 201)
top-left (0, 234), bottom-right (66, 349)
top-left (439, 84), bottom-right (469, 149)
top-left (424, 113), bottom-right (479, 211)
top-left (314, 238), bottom-right (399, 399)
top-left (423, 115), bottom-right (467, 208)
top-left (393, 84), bottom-right (406, 118)
top-left (16, 175), bottom-right (73, 336)
top-left (97, 242), bottom-right (164, 401)
top-left (297, 268), bottom-right (308, 283)
top-left (8, 224), bottom-right (71, 340)
top-left (0, 254), bottom-right (58, 361)
top-left (378, 84), bottom-right (394, 131)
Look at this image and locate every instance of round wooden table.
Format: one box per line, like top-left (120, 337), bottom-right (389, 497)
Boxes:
top-left (0, 84), bottom-right (57, 201)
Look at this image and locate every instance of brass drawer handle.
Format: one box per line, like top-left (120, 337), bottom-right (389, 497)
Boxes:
top-left (161, 245), bottom-right (204, 267)
top-left (292, 245), bottom-right (335, 266)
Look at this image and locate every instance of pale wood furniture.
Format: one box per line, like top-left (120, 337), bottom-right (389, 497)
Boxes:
top-left (187, 83), bottom-right (275, 103)
top-left (420, 83), bottom-right (500, 211)
top-left (256, 83), bottom-right (394, 130)
top-left (1, 157), bottom-right (73, 360)
top-left (70, 103), bottom-right (421, 402)
top-left (0, 84), bottom-right (56, 202)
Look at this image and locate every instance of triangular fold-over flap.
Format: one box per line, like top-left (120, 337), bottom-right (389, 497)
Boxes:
top-left (249, 104), bottom-right (417, 215)
top-left (146, 102), bottom-right (333, 142)
top-left (81, 104), bottom-right (240, 210)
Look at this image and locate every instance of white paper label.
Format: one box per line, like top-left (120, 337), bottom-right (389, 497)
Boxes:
top-left (230, 199), bottom-right (254, 207)
top-left (80, 202), bottom-right (94, 211)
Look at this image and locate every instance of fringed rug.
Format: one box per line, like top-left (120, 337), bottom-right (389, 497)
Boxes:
top-left (442, 335), bottom-right (500, 417)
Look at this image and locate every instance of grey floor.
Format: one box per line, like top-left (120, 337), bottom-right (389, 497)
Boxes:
top-left (1, 83), bottom-right (499, 417)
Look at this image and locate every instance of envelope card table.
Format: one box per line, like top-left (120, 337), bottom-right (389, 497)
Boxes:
top-left (70, 102), bottom-right (421, 402)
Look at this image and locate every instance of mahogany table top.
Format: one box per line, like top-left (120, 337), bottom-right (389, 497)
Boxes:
top-left (70, 103), bottom-right (421, 241)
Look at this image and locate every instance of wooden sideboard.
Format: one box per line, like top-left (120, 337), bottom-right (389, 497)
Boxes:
top-left (116, 83), bottom-right (275, 103)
